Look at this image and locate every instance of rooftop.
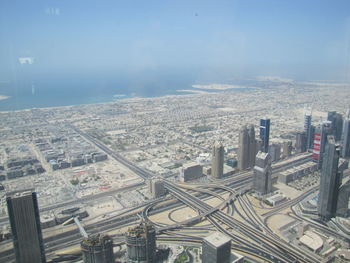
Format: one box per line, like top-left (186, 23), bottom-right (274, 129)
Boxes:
top-left (299, 230), bottom-right (323, 252)
top-left (204, 232), bottom-right (231, 248)
top-left (6, 189), bottom-right (35, 198)
top-left (183, 162), bottom-right (201, 169)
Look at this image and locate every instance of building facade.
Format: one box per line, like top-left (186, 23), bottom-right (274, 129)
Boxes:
top-left (126, 222), bottom-right (156, 263)
top-left (296, 131), bottom-right (307, 153)
top-left (81, 234), bottom-right (114, 263)
top-left (202, 232), bottom-right (231, 263)
top-left (304, 113), bottom-right (312, 147)
top-left (327, 111), bottom-right (343, 141)
top-left (150, 179), bottom-right (165, 198)
top-left (337, 177), bottom-right (350, 218)
top-left (6, 190), bottom-right (46, 263)
top-left (253, 151), bottom-right (272, 195)
top-left (313, 121), bottom-right (333, 169)
top-left (238, 125), bottom-right (257, 170)
top-left (259, 118), bottom-right (270, 153)
top-left (212, 143), bottom-right (224, 179)
top-left (180, 162), bottom-right (203, 182)
top-left (317, 136), bottom-right (342, 219)
top-left (268, 143), bottom-right (281, 162)
top-left (341, 119), bottom-right (350, 158)
top-left (282, 141), bottom-right (292, 158)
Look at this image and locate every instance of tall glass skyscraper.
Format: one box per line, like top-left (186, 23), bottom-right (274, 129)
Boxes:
top-left (238, 125), bottom-right (257, 170)
top-left (259, 118), bottom-right (270, 153)
top-left (317, 136), bottom-right (342, 219)
top-left (304, 113), bottom-right (313, 149)
top-left (341, 119), bottom-right (350, 158)
top-left (313, 121), bottom-right (332, 169)
top-left (6, 190), bottom-right (46, 263)
top-left (327, 111), bottom-right (343, 141)
top-left (253, 151), bottom-right (272, 195)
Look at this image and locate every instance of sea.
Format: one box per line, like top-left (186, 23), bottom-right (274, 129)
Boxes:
top-left (0, 71), bottom-right (204, 111)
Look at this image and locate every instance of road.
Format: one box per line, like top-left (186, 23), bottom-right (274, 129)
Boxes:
top-left (0, 124), bottom-right (317, 262)
top-left (164, 180), bottom-right (321, 263)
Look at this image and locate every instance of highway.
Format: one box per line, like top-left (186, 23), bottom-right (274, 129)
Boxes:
top-left (0, 124), bottom-right (319, 262)
top-left (163, 181), bottom-right (321, 263)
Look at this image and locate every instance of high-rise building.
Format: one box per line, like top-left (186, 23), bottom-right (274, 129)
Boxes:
top-left (282, 141), bottom-right (292, 158)
top-left (295, 131), bottom-right (307, 153)
top-left (126, 222), bottom-right (156, 263)
top-left (180, 162), bottom-right (203, 182)
top-left (259, 118), bottom-right (270, 153)
top-left (268, 143), bottom-right (281, 162)
top-left (313, 121), bottom-right (332, 169)
top-left (202, 232), bottom-right (231, 263)
top-left (6, 190), bottom-right (46, 263)
top-left (327, 111), bottom-right (343, 141)
top-left (336, 177), bottom-right (350, 218)
top-left (81, 234), bottom-right (114, 263)
top-left (238, 125), bottom-right (256, 170)
top-left (318, 136), bottom-right (342, 219)
top-left (248, 125), bottom-right (257, 168)
top-left (253, 151), bottom-right (272, 195)
top-left (212, 143), bottom-right (224, 179)
top-left (150, 179), bottom-right (165, 198)
top-left (237, 126), bottom-right (249, 170)
top-left (308, 125), bottom-right (315, 150)
top-left (304, 113), bottom-right (314, 149)
top-left (341, 118), bottom-right (350, 158)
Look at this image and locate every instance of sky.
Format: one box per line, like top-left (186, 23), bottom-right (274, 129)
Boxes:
top-left (0, 0), bottom-right (350, 84)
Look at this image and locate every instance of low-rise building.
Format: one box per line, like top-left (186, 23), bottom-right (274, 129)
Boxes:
top-left (299, 230), bottom-right (323, 253)
top-left (266, 194), bottom-right (286, 206)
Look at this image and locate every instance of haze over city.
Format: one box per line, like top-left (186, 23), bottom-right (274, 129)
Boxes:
top-left (0, 1), bottom-right (350, 263)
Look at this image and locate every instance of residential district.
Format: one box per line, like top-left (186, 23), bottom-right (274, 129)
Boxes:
top-left (0, 79), bottom-right (349, 263)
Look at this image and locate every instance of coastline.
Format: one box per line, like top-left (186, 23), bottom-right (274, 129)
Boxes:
top-left (0, 79), bottom-right (343, 112)
top-left (0, 89), bottom-right (215, 113)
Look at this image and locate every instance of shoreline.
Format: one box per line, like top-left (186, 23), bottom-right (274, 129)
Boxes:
top-left (0, 91), bottom-right (198, 113)
top-left (0, 80), bottom-right (346, 113)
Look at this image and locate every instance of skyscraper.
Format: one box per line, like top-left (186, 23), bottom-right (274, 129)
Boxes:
top-left (336, 177), bottom-right (350, 218)
top-left (212, 143), bottom-right (224, 179)
top-left (237, 126), bottom-right (249, 171)
top-left (126, 222), bottom-right (156, 263)
top-left (81, 234), bottom-right (114, 263)
top-left (341, 118), bottom-right (350, 158)
top-left (253, 151), bottom-right (272, 195)
top-left (304, 113), bottom-right (312, 149)
top-left (268, 143), bottom-right (281, 162)
top-left (282, 141), bottom-right (292, 158)
top-left (248, 125), bottom-right (257, 168)
top-left (295, 131), bottom-right (307, 153)
top-left (313, 121), bottom-right (332, 169)
top-left (318, 136), bottom-right (342, 219)
top-left (6, 190), bottom-right (46, 263)
top-left (259, 118), bottom-right (270, 153)
top-left (150, 179), bottom-right (165, 198)
top-left (238, 125), bottom-right (257, 170)
top-left (327, 111), bottom-right (343, 141)
top-left (308, 125), bottom-right (315, 150)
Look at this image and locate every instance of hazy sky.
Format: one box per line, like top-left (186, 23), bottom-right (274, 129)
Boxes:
top-left (1, 0), bottom-right (350, 81)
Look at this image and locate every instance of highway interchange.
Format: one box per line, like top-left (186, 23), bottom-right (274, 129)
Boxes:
top-left (0, 124), bottom-right (347, 263)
